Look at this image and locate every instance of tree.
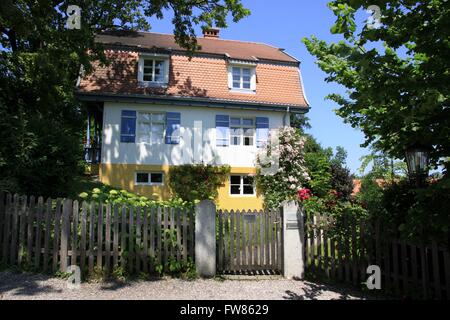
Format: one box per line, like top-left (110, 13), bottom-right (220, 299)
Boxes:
top-left (290, 113), bottom-right (311, 133)
top-left (359, 148), bottom-right (407, 181)
top-left (329, 147), bottom-right (354, 200)
top-left (300, 132), bottom-right (354, 200)
top-left (302, 0), bottom-right (449, 170)
top-left (0, 0), bottom-right (249, 196)
top-left (303, 136), bottom-right (332, 197)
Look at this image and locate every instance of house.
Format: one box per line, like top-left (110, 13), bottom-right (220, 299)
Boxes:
top-left (76, 28), bottom-right (309, 210)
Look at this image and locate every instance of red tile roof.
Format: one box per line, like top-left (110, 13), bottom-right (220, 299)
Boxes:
top-left (78, 31), bottom-right (309, 109)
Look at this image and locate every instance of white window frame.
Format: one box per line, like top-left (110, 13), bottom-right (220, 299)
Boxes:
top-left (229, 175), bottom-right (256, 196)
top-left (137, 111), bottom-right (165, 144)
top-left (229, 117), bottom-right (255, 147)
top-left (228, 62), bottom-right (256, 92)
top-left (138, 54), bottom-right (170, 86)
top-left (135, 172), bottom-right (164, 186)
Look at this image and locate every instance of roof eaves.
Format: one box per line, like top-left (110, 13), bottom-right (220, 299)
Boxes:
top-left (75, 91), bottom-right (309, 112)
top-left (278, 48), bottom-right (300, 64)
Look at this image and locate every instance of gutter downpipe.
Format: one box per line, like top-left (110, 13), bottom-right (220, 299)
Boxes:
top-left (283, 106), bottom-right (290, 127)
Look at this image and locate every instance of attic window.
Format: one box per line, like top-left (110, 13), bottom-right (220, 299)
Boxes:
top-left (138, 55), bottom-right (169, 86)
top-left (228, 64), bottom-right (256, 92)
top-left (143, 59), bottom-right (165, 82)
top-left (233, 67), bottom-right (251, 89)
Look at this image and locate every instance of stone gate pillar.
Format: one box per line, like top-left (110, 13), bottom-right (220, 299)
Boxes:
top-left (281, 200), bottom-right (305, 279)
top-left (195, 200), bottom-right (216, 277)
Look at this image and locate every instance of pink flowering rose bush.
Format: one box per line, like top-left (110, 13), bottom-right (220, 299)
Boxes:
top-left (255, 126), bottom-right (310, 209)
top-left (297, 188), bottom-right (312, 201)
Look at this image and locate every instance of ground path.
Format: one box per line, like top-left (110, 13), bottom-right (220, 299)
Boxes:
top-left (0, 271), bottom-right (376, 300)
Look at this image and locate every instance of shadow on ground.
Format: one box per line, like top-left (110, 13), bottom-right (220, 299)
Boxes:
top-left (0, 272), bottom-right (62, 297)
top-left (0, 270), bottom-right (168, 298)
top-left (282, 281), bottom-right (374, 300)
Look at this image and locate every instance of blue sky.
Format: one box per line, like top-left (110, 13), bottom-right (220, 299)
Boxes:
top-left (147, 0), bottom-right (370, 174)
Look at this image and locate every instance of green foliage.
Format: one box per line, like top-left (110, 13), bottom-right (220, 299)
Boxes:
top-left (87, 266), bottom-right (108, 281)
top-left (54, 270), bottom-right (74, 280)
top-left (410, 178), bottom-right (450, 244)
top-left (0, 51), bottom-right (85, 197)
top-left (78, 184), bottom-right (194, 209)
top-left (0, 0), bottom-right (249, 197)
top-left (168, 164), bottom-right (230, 202)
top-left (378, 178), bottom-right (449, 244)
top-left (155, 262), bottom-right (164, 276)
top-left (302, 135), bottom-right (353, 200)
top-left (303, 194), bottom-right (368, 240)
top-left (330, 162), bottom-right (354, 201)
top-left (304, 148), bottom-right (332, 197)
top-left (303, 0), bottom-right (450, 169)
top-left (358, 148), bottom-right (407, 180)
top-left (145, 0), bottom-right (250, 53)
top-left (356, 175), bottom-right (384, 216)
top-left (290, 113), bottom-right (311, 133)
top-left (356, 174), bottom-right (450, 245)
top-left (111, 266), bottom-right (127, 281)
top-left (164, 257), bottom-right (197, 279)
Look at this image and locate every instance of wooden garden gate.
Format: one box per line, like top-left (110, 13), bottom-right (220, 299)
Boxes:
top-left (216, 209), bottom-right (283, 275)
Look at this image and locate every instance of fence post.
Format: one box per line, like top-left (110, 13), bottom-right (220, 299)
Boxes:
top-left (195, 200), bottom-right (216, 277)
top-left (60, 198), bottom-right (72, 272)
top-left (281, 200), bottom-right (305, 279)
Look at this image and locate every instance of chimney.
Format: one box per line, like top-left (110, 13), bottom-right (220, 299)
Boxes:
top-left (203, 27), bottom-right (220, 38)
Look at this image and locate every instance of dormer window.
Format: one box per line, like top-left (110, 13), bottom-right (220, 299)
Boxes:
top-left (143, 59), bottom-right (165, 82)
top-left (228, 62), bottom-right (256, 92)
top-left (138, 54), bottom-right (169, 86)
top-left (232, 67), bottom-right (251, 89)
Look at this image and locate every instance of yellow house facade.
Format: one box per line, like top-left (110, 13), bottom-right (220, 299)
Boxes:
top-left (77, 30), bottom-right (309, 210)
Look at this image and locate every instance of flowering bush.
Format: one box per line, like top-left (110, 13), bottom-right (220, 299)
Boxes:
top-left (79, 185), bottom-right (194, 209)
top-left (255, 126), bottom-right (310, 209)
top-left (298, 188), bottom-right (312, 201)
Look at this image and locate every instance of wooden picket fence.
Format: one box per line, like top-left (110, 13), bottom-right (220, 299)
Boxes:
top-left (216, 209), bottom-right (282, 274)
top-left (305, 213), bottom-right (450, 299)
top-left (0, 192), bottom-right (195, 277)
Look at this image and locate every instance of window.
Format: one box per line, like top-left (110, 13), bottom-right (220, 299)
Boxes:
top-left (138, 56), bottom-right (169, 85)
top-left (216, 115), bottom-right (230, 147)
top-left (228, 65), bottom-right (256, 91)
top-left (137, 112), bottom-right (165, 144)
top-left (135, 172), bottom-right (164, 185)
top-left (230, 117), bottom-right (255, 146)
top-left (232, 67), bottom-right (251, 89)
top-left (230, 175), bottom-right (255, 196)
top-left (143, 59), bottom-right (165, 82)
top-left (120, 110), bottom-right (136, 143)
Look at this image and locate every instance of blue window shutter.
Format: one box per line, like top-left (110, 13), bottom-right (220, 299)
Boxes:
top-left (165, 112), bottom-right (181, 144)
top-left (216, 115), bottom-right (230, 146)
top-left (256, 117), bottom-right (269, 148)
top-left (120, 110), bottom-right (136, 143)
